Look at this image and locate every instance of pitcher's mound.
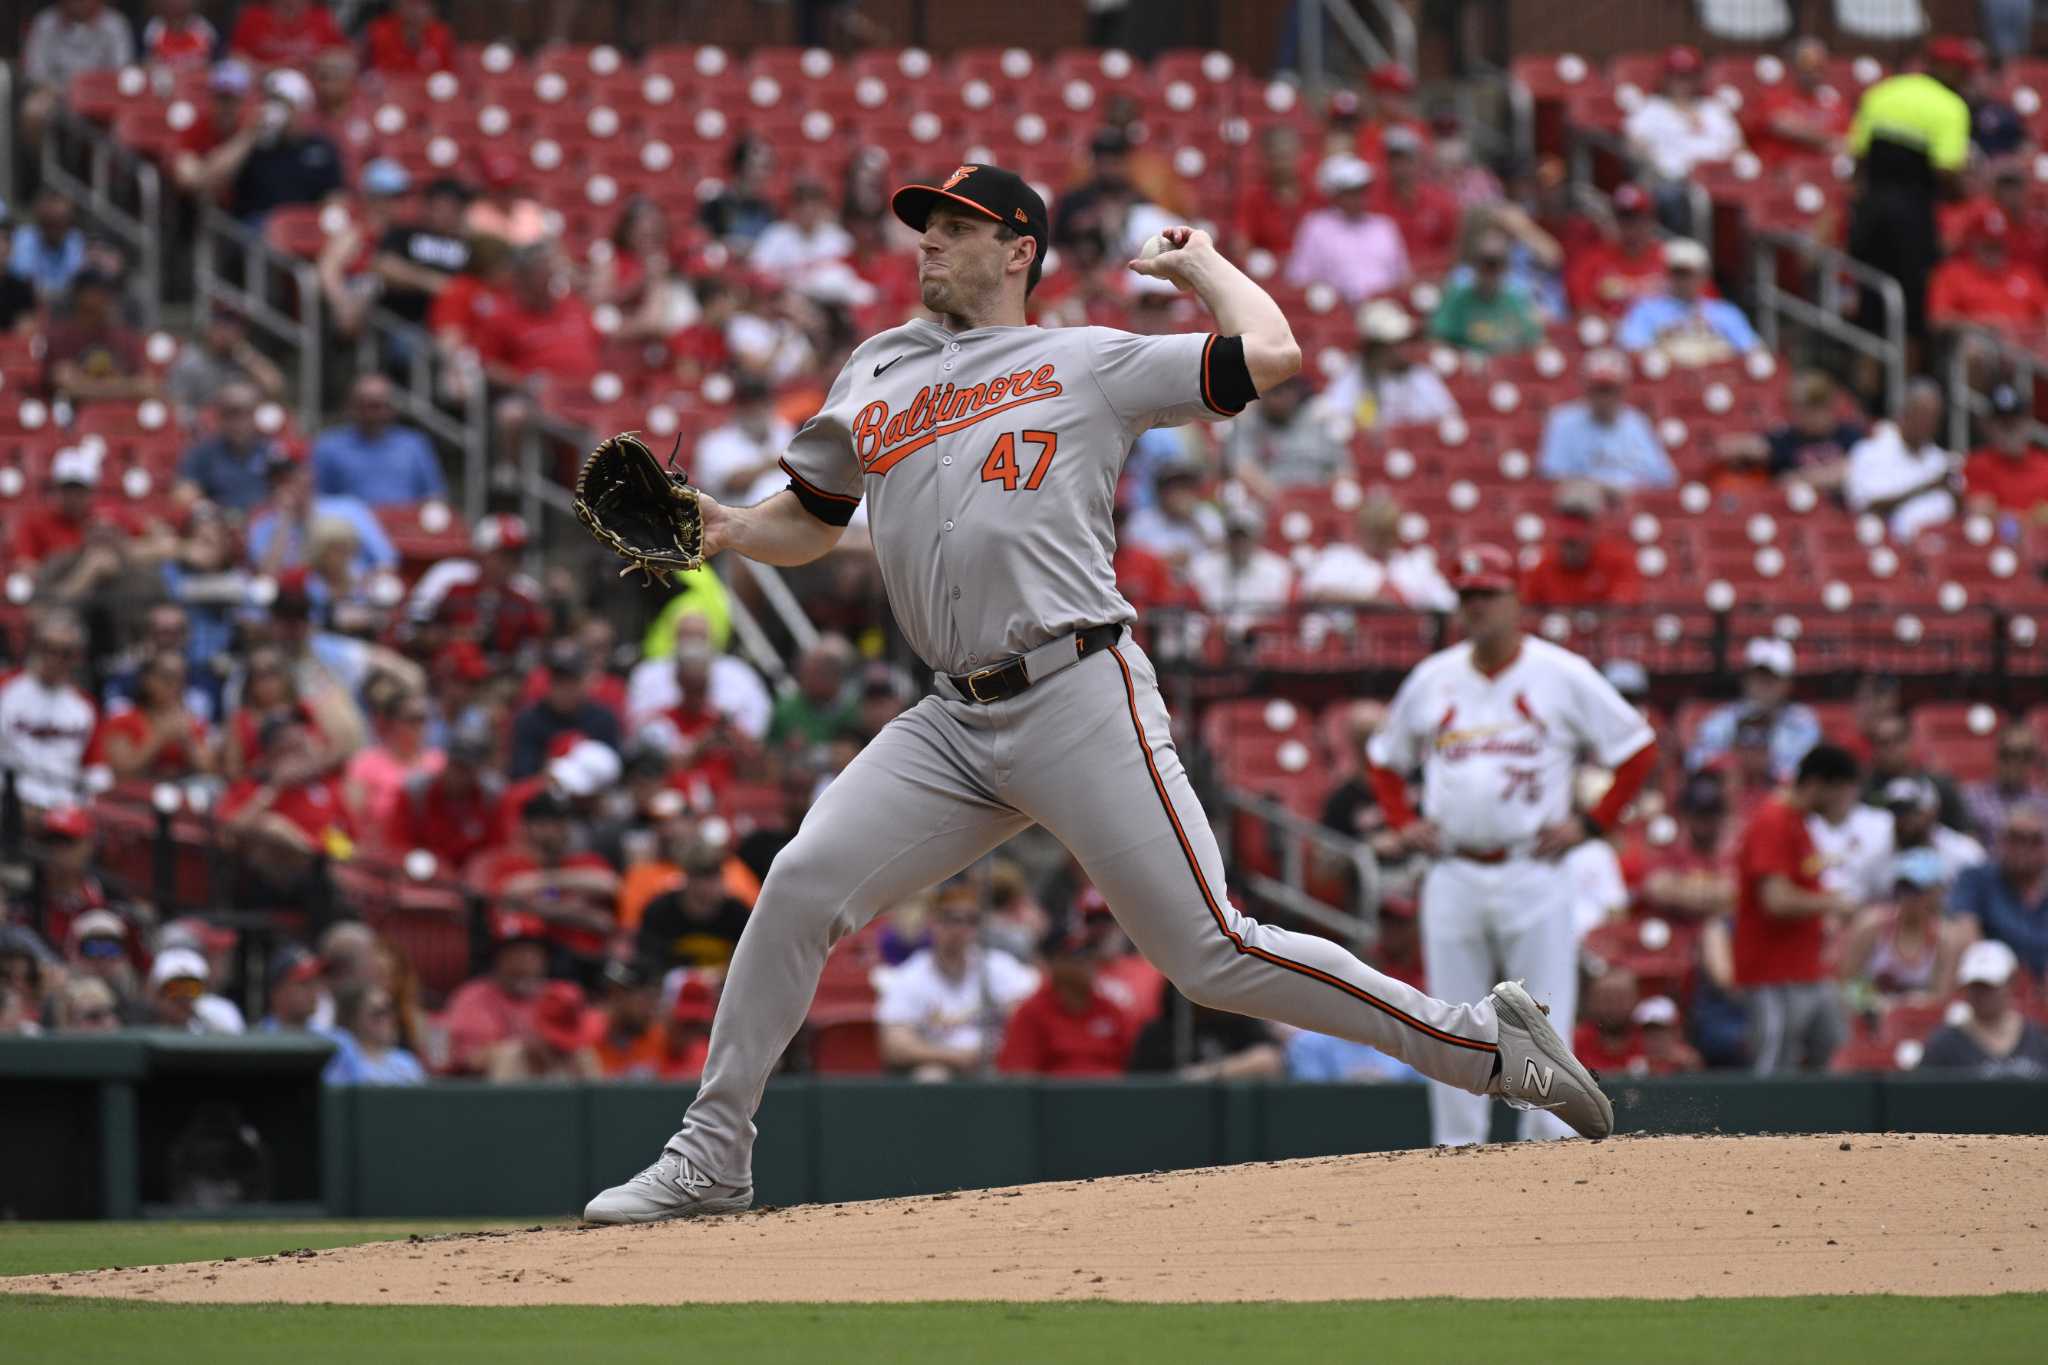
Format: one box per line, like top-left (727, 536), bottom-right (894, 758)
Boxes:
top-left (17, 1134), bottom-right (2048, 1304)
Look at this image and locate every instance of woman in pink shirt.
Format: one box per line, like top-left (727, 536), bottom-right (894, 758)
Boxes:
top-left (346, 686), bottom-right (444, 835)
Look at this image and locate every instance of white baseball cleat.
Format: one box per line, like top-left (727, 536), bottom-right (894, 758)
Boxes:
top-left (1488, 979), bottom-right (1615, 1140)
top-left (583, 1148), bottom-right (754, 1224)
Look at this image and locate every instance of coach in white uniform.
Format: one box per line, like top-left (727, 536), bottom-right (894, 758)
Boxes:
top-left (1367, 544), bottom-right (1655, 1145)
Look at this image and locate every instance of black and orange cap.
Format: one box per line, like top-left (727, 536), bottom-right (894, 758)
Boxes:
top-left (891, 162), bottom-right (1049, 289)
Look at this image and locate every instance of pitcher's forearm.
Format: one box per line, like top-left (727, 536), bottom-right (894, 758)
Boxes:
top-left (1179, 249), bottom-right (1301, 392)
top-left (715, 489), bottom-right (846, 567)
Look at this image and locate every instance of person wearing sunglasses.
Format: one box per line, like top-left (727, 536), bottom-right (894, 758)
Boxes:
top-left (146, 947), bottom-right (245, 1034)
top-left (1951, 807), bottom-right (2048, 981)
top-left (54, 974), bottom-right (121, 1033)
top-left (1963, 726), bottom-right (2048, 844)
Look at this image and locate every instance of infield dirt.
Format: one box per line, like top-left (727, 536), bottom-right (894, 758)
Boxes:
top-left (12, 1134), bottom-right (2045, 1305)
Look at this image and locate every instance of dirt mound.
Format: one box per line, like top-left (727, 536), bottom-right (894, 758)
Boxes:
top-left (14, 1134), bottom-right (2046, 1304)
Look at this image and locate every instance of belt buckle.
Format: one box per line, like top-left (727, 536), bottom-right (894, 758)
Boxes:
top-left (964, 666), bottom-right (1003, 703)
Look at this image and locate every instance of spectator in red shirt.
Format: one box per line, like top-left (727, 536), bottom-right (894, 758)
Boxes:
top-left (172, 60), bottom-right (254, 198)
top-left (1740, 37), bottom-right (1852, 167)
top-left (1733, 742), bottom-right (1861, 1073)
top-left (477, 788), bottom-right (621, 961)
top-left (667, 275), bottom-right (739, 390)
top-left (414, 514), bottom-right (550, 660)
top-left (1367, 126), bottom-right (1462, 264)
top-left (481, 980), bottom-right (602, 1077)
top-left (1927, 208), bottom-right (2048, 337)
top-left (217, 711), bottom-right (355, 903)
top-left (441, 914), bottom-right (550, 1074)
top-left (1520, 481), bottom-right (1642, 607)
top-left (996, 919), bottom-right (1137, 1077)
top-left (228, 0), bottom-right (344, 71)
top-left (142, 0), bottom-right (218, 71)
top-left (361, 0), bottom-right (454, 76)
top-left (384, 724), bottom-right (503, 870)
top-left (1352, 64), bottom-right (1431, 165)
top-left (1635, 772), bottom-right (1738, 922)
top-left (1980, 160), bottom-right (2048, 277)
top-left (16, 448), bottom-right (163, 608)
top-left (305, 46), bottom-right (371, 176)
top-left (1963, 382), bottom-right (2048, 520)
top-left (1565, 183), bottom-right (1668, 317)
top-left (1231, 124), bottom-right (1316, 258)
top-left (1571, 965), bottom-right (1643, 1074)
top-left (33, 807), bottom-right (113, 952)
top-left (90, 649), bottom-right (214, 781)
top-left (478, 247), bottom-right (602, 442)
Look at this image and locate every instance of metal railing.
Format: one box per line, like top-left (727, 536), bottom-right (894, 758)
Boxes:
top-left (1, 63), bottom-right (14, 215)
top-left (1212, 785), bottom-right (1379, 951)
top-left (39, 104), bottom-right (166, 328)
top-left (194, 203), bottom-right (325, 428)
top-left (1750, 225), bottom-right (1908, 416)
top-left (1297, 0), bottom-right (1419, 91)
top-left (1942, 321), bottom-right (2048, 454)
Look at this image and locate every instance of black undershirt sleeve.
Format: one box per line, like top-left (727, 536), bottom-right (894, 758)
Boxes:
top-left (1206, 334), bottom-right (1259, 416)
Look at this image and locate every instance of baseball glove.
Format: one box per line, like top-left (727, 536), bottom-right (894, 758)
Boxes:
top-left (572, 430), bottom-right (706, 584)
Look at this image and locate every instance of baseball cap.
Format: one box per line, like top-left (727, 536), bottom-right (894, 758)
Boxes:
top-left (1990, 384), bottom-right (2027, 419)
top-left (360, 158), bottom-right (411, 199)
top-left (1583, 348), bottom-right (1630, 386)
top-left (1152, 453), bottom-right (1204, 488)
top-left (1663, 44), bottom-right (1705, 76)
top-left (1743, 637), bottom-right (1796, 677)
top-left (1382, 125), bottom-right (1424, 157)
top-left (544, 639), bottom-right (589, 677)
top-left (1880, 775), bottom-right (1939, 813)
top-left (1632, 995), bottom-right (1680, 1028)
top-left (1450, 543), bottom-right (1517, 594)
top-left (162, 915), bottom-right (236, 954)
top-left (1037, 915), bottom-right (1101, 959)
top-left (1316, 154), bottom-right (1374, 195)
top-left (42, 805), bottom-right (93, 840)
top-left (208, 60), bottom-right (253, 95)
top-left (670, 974), bottom-right (717, 1024)
top-left (1663, 238), bottom-right (1710, 272)
top-left (1367, 64), bottom-right (1417, 96)
top-left (1359, 298), bottom-right (1416, 344)
top-left (1554, 480), bottom-right (1604, 519)
top-left (1678, 771), bottom-right (1729, 816)
top-left (1926, 35), bottom-right (1986, 73)
top-left (50, 447), bottom-right (100, 488)
top-left (70, 909), bottom-right (127, 944)
top-left (1957, 937), bottom-right (2018, 987)
top-left (263, 68), bottom-right (314, 111)
top-left (532, 980), bottom-right (589, 1052)
top-left (1612, 182), bottom-right (1651, 216)
top-left (548, 738), bottom-right (622, 800)
top-left (148, 947), bottom-right (210, 990)
top-left (891, 163), bottom-right (1050, 292)
top-left (267, 944), bottom-right (324, 989)
top-left (1890, 846), bottom-right (1949, 891)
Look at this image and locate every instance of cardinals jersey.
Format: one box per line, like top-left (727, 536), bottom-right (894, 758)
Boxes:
top-left (1367, 637), bottom-right (1653, 848)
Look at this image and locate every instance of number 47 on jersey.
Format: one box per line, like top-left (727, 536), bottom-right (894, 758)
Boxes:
top-left (980, 430), bottom-right (1059, 491)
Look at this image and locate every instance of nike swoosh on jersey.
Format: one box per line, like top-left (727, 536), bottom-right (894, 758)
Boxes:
top-left (873, 355), bottom-right (906, 377)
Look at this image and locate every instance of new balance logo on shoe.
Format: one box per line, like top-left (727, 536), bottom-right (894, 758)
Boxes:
top-left (1523, 1057), bottom-right (1555, 1100)
top-left (673, 1158), bottom-right (713, 1192)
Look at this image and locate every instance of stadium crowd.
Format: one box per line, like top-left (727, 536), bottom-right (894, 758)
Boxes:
top-left (0, 2), bottom-right (2046, 1087)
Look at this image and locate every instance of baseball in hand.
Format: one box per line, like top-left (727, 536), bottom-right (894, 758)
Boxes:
top-left (1140, 233), bottom-right (1172, 260)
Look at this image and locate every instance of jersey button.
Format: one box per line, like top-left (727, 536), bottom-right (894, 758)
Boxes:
top-left (943, 520), bottom-right (954, 531)
top-left (949, 343), bottom-right (960, 352)
top-left (943, 361), bottom-right (954, 371)
top-left (941, 455), bottom-right (952, 466)
top-left (952, 587), bottom-right (961, 599)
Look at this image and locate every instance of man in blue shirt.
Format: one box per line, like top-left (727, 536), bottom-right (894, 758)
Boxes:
top-left (311, 373), bottom-right (447, 507)
top-left (1951, 805), bottom-right (2048, 978)
top-left (1686, 637), bottom-right (1822, 782)
top-left (8, 188), bottom-right (85, 299)
top-left (1616, 237), bottom-right (1761, 364)
top-left (174, 381), bottom-right (281, 514)
top-left (247, 449), bottom-right (398, 578)
top-left (1538, 348), bottom-right (1676, 489)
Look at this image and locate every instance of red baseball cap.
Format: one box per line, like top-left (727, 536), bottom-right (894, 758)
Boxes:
top-left (1926, 35), bottom-right (1985, 73)
top-left (669, 975), bottom-right (717, 1025)
top-left (1582, 347), bottom-right (1631, 385)
top-left (532, 980), bottom-right (589, 1052)
top-left (1367, 64), bottom-right (1416, 96)
top-left (1450, 543), bottom-right (1518, 594)
top-left (1663, 45), bottom-right (1704, 76)
top-left (1612, 182), bottom-right (1651, 216)
top-left (42, 806), bottom-right (93, 840)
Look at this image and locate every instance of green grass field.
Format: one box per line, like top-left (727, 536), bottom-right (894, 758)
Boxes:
top-left (2, 1223), bottom-right (2044, 1364)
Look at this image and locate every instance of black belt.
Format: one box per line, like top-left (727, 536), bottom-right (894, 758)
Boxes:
top-left (946, 625), bottom-right (1122, 705)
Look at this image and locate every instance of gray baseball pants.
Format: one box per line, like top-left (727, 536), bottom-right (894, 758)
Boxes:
top-left (667, 632), bottom-right (1504, 1185)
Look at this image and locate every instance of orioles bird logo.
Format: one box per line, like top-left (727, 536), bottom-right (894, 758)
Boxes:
top-left (943, 165), bottom-right (977, 189)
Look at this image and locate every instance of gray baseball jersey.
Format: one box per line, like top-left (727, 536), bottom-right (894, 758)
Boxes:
top-left (622, 318), bottom-right (1527, 1200)
top-left (780, 319), bottom-right (1240, 674)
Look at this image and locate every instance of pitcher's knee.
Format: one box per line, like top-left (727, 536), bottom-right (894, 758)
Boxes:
top-left (756, 843), bottom-right (873, 945)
